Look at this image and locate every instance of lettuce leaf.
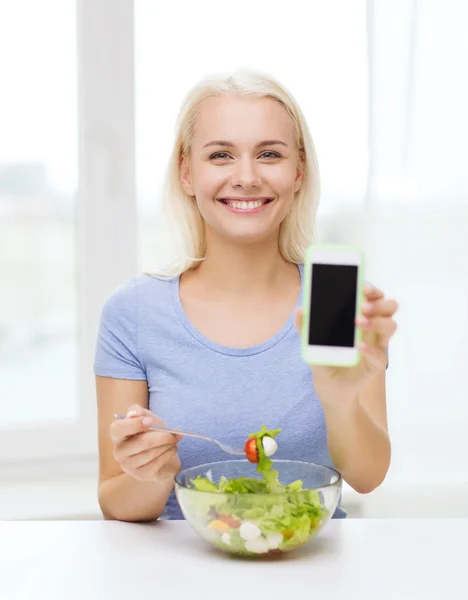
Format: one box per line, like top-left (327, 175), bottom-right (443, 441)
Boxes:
top-left (248, 425), bottom-right (281, 489)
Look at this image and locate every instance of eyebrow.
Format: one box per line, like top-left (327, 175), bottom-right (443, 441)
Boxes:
top-left (203, 139), bottom-right (289, 149)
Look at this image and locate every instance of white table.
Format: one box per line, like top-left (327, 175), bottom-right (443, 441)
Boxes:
top-left (0, 519), bottom-right (465, 599)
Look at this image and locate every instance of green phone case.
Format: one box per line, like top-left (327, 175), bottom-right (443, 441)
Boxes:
top-left (301, 244), bottom-right (365, 367)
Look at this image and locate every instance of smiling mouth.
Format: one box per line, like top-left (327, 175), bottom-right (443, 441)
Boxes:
top-left (217, 198), bottom-right (274, 210)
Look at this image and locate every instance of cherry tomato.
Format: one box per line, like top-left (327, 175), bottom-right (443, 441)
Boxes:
top-left (245, 437), bottom-right (259, 463)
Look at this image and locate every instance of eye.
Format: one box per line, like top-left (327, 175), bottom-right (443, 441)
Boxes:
top-left (209, 152), bottom-right (231, 160)
top-left (259, 151), bottom-right (281, 159)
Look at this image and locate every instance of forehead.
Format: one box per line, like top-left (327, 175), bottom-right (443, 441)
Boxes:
top-left (192, 95), bottom-right (296, 147)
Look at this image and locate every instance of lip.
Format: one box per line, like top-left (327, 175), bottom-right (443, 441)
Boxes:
top-left (217, 197), bottom-right (274, 215)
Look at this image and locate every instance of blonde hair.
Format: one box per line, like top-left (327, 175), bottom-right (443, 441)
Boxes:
top-left (150, 69), bottom-right (320, 278)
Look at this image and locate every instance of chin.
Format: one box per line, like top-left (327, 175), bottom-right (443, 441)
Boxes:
top-left (219, 227), bottom-right (277, 245)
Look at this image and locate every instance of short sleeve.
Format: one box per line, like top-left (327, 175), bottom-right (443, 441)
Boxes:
top-left (93, 278), bottom-right (147, 380)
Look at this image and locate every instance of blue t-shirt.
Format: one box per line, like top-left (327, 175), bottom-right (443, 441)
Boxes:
top-left (93, 264), bottom-right (346, 519)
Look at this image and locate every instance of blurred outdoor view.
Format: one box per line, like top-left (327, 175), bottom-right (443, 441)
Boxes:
top-left (0, 1), bottom-right (78, 426)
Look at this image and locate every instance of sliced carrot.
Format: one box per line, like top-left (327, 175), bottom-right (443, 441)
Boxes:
top-left (207, 520), bottom-right (230, 533)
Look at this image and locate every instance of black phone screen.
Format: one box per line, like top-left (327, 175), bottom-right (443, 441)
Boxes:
top-left (308, 263), bottom-right (358, 347)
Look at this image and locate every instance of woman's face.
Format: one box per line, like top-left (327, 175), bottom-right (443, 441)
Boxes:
top-left (180, 95), bottom-right (304, 245)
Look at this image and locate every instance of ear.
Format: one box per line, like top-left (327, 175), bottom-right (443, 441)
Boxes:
top-left (180, 156), bottom-right (195, 196)
top-left (294, 149), bottom-right (305, 193)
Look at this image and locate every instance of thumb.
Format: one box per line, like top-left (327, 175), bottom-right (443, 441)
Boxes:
top-left (294, 307), bottom-right (303, 333)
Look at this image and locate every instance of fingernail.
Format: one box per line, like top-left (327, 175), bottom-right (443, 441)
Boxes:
top-left (357, 316), bottom-right (370, 326)
top-left (362, 302), bottom-right (373, 313)
top-left (142, 416), bottom-right (153, 427)
top-left (127, 410), bottom-right (138, 418)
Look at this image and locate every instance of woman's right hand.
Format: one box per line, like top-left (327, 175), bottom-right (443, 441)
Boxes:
top-left (109, 405), bottom-right (182, 482)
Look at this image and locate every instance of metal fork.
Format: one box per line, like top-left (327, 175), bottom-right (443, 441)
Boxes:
top-left (113, 413), bottom-right (245, 456)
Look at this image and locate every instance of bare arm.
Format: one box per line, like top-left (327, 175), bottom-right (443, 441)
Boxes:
top-left (322, 371), bottom-right (391, 494)
top-left (97, 376), bottom-right (179, 522)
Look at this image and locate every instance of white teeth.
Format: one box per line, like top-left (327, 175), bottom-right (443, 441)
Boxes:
top-left (226, 200), bottom-right (266, 209)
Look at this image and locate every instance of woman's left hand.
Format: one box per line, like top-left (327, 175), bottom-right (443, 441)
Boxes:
top-left (294, 284), bottom-right (398, 404)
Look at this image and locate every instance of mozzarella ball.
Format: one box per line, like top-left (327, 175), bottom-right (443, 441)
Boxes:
top-left (245, 537), bottom-right (270, 554)
top-left (266, 531), bottom-right (283, 550)
top-left (239, 522), bottom-right (262, 541)
top-left (262, 436), bottom-right (278, 457)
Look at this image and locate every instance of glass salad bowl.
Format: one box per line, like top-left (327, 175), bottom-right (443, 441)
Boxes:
top-left (174, 459), bottom-right (342, 557)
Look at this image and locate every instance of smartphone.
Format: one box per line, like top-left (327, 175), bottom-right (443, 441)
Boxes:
top-left (301, 244), bottom-right (364, 367)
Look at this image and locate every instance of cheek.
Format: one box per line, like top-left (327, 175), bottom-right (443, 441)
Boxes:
top-left (193, 166), bottom-right (225, 198)
top-left (265, 164), bottom-right (299, 195)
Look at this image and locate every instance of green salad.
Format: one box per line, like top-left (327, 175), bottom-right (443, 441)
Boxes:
top-left (187, 426), bottom-right (329, 555)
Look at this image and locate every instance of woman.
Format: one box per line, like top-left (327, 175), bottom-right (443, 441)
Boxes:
top-left (94, 70), bottom-right (398, 522)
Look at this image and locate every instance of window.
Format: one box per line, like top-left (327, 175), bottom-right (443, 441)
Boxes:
top-left (0, 1), bottom-right (78, 427)
top-left (0, 0), bottom-right (136, 467)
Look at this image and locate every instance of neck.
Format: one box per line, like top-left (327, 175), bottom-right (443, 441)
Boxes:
top-left (191, 230), bottom-right (295, 296)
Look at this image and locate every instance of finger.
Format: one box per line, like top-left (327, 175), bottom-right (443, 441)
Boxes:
top-left (363, 284), bottom-right (384, 301)
top-left (118, 444), bottom-right (174, 470)
top-left (133, 446), bottom-right (178, 481)
top-left (118, 430), bottom-right (180, 458)
top-left (158, 462), bottom-right (180, 480)
top-left (134, 411), bottom-right (183, 443)
top-left (143, 425), bottom-right (183, 446)
top-left (356, 316), bottom-right (397, 345)
top-left (109, 415), bottom-right (152, 444)
top-left (294, 307), bottom-right (303, 332)
top-left (360, 298), bottom-right (399, 317)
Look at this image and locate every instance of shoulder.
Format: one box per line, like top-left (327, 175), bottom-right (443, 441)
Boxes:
top-left (133, 273), bottom-right (176, 309)
top-left (133, 273), bottom-right (176, 292)
top-left (102, 274), bottom-right (174, 313)
top-left (100, 277), bottom-right (138, 319)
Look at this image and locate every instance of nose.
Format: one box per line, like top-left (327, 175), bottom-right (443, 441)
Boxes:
top-left (230, 156), bottom-right (262, 189)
